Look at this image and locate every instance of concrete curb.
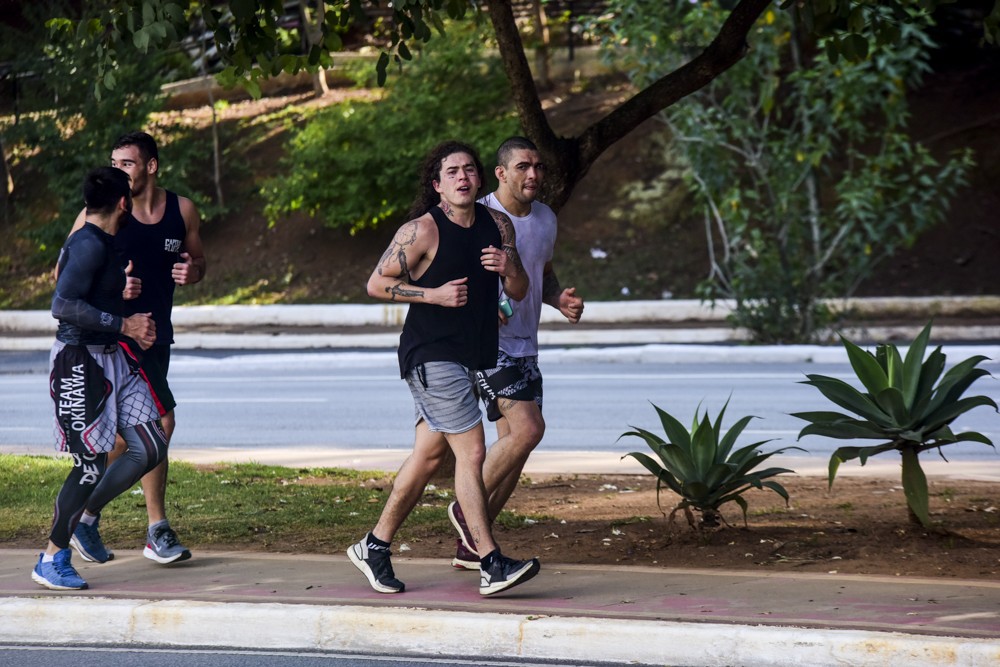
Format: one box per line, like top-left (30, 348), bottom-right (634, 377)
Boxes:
top-left (4, 295), bottom-right (1000, 331)
top-left (2, 297), bottom-right (998, 353)
top-left (2, 596), bottom-right (996, 666)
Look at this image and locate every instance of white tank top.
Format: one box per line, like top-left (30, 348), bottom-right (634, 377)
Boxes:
top-left (478, 192), bottom-right (558, 357)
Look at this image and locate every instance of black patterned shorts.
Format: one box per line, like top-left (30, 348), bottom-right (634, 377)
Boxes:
top-left (475, 351), bottom-right (543, 422)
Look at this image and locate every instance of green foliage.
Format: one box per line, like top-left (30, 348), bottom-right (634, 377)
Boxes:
top-left (793, 322), bottom-right (997, 527)
top-left (0, 3), bottom-right (167, 260)
top-left (49, 1), bottom-right (1000, 97)
top-left (261, 21), bottom-right (519, 232)
top-left (591, 1), bottom-right (974, 343)
top-left (0, 455), bottom-right (442, 548)
top-left (1, 4), bottom-right (227, 261)
top-left (620, 400), bottom-right (802, 528)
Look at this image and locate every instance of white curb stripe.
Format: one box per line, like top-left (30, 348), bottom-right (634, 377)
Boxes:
top-left (1, 597), bottom-right (997, 666)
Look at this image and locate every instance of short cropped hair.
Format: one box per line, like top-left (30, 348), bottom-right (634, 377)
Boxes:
top-left (496, 136), bottom-right (538, 168)
top-left (112, 131), bottom-right (159, 163)
top-left (84, 167), bottom-right (131, 215)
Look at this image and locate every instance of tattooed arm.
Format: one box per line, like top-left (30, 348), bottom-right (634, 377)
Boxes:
top-left (366, 215), bottom-right (469, 307)
top-left (542, 262), bottom-right (584, 323)
top-left (485, 208), bottom-right (528, 301)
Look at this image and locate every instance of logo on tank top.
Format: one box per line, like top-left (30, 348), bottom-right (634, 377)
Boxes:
top-left (164, 238), bottom-right (182, 253)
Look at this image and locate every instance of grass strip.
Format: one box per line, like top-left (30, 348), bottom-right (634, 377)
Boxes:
top-left (0, 454), bottom-right (461, 553)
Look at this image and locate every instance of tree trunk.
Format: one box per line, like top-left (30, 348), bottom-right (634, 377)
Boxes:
top-left (487, 0), bottom-right (771, 214)
top-left (0, 134), bottom-right (12, 224)
top-left (531, 0), bottom-right (551, 90)
top-left (300, 0), bottom-right (330, 97)
top-left (198, 27), bottom-right (225, 207)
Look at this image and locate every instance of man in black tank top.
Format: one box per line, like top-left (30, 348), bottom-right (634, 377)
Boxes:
top-left (66, 131), bottom-right (205, 565)
top-left (347, 141), bottom-right (541, 596)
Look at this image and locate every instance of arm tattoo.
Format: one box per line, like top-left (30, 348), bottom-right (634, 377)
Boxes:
top-left (542, 269), bottom-right (562, 302)
top-left (377, 221), bottom-right (418, 281)
top-left (489, 210), bottom-right (525, 276)
top-left (386, 282), bottom-right (424, 301)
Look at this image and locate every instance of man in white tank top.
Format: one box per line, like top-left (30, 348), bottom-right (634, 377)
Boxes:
top-left (448, 137), bottom-right (585, 569)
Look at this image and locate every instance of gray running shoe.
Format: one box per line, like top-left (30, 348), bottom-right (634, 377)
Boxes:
top-left (143, 524), bottom-right (192, 564)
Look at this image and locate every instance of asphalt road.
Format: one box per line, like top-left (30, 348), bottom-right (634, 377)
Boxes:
top-left (2, 349), bottom-right (998, 463)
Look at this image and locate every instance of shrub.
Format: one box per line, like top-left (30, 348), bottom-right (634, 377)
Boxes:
top-left (793, 322), bottom-right (997, 527)
top-left (621, 400), bottom-right (802, 529)
top-left (262, 21), bottom-right (520, 233)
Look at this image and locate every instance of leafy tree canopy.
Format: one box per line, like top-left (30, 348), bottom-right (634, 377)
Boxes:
top-left (34, 0), bottom-right (1000, 212)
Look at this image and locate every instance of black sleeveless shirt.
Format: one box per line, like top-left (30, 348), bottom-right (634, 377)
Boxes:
top-left (397, 203), bottom-right (502, 377)
top-left (114, 190), bottom-right (186, 344)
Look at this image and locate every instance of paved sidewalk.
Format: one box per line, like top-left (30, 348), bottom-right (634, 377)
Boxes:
top-left (1, 549), bottom-right (998, 665)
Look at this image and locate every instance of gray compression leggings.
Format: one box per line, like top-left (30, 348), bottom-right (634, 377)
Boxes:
top-left (49, 420), bottom-right (168, 549)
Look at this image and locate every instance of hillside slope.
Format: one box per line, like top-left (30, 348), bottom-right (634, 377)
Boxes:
top-left (2, 54), bottom-right (998, 310)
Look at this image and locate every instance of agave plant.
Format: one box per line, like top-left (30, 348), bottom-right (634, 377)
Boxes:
top-left (620, 400), bottom-right (802, 529)
top-left (793, 322), bottom-right (997, 528)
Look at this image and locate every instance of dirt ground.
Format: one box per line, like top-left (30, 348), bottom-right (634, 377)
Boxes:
top-left (400, 473), bottom-right (1000, 580)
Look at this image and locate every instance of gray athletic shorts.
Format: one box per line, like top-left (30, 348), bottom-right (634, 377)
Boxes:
top-left (49, 341), bottom-right (160, 454)
top-left (405, 361), bottom-right (483, 434)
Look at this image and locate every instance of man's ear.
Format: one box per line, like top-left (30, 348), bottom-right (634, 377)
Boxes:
top-left (146, 157), bottom-right (158, 175)
top-left (495, 165), bottom-right (505, 182)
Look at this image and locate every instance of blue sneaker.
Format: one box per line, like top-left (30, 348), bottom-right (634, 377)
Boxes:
top-left (32, 549), bottom-right (88, 590)
top-left (70, 517), bottom-right (114, 563)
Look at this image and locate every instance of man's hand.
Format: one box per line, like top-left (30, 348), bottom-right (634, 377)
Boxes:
top-left (434, 277), bottom-right (468, 307)
top-left (122, 260), bottom-right (142, 300)
top-left (122, 312), bottom-right (156, 350)
top-left (172, 252), bottom-right (199, 285)
top-left (559, 287), bottom-right (584, 324)
top-left (481, 245), bottom-right (511, 276)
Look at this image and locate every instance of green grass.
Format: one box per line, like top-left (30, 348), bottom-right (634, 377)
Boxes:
top-left (0, 454), bottom-right (466, 552)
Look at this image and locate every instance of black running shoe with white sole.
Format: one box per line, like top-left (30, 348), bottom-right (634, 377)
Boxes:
top-left (347, 536), bottom-right (405, 593)
top-left (480, 553), bottom-right (540, 596)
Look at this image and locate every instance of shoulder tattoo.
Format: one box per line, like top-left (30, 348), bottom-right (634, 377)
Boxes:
top-left (378, 221), bottom-right (418, 281)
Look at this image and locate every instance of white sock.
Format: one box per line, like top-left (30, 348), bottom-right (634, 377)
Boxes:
top-left (42, 553), bottom-right (55, 563)
top-left (79, 512), bottom-right (98, 526)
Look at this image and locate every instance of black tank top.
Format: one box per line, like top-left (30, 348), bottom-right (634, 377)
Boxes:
top-left (397, 203), bottom-right (502, 377)
top-left (114, 190), bottom-right (186, 344)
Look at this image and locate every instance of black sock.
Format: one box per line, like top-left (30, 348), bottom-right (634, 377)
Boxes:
top-left (481, 549), bottom-right (500, 567)
top-left (367, 532), bottom-right (391, 551)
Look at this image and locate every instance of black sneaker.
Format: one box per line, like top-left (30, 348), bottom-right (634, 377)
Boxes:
top-left (347, 536), bottom-right (405, 594)
top-left (479, 553), bottom-right (540, 596)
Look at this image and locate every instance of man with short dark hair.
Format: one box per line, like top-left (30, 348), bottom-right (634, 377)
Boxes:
top-left (33, 166), bottom-right (167, 591)
top-left (448, 136), bottom-right (584, 569)
top-left (347, 141), bottom-right (541, 596)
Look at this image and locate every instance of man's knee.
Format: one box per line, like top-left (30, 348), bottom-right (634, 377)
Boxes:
top-left (505, 407), bottom-right (545, 450)
top-left (121, 421), bottom-right (168, 473)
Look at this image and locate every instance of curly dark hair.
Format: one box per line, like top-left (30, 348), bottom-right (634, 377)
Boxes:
top-left (406, 141), bottom-right (485, 219)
